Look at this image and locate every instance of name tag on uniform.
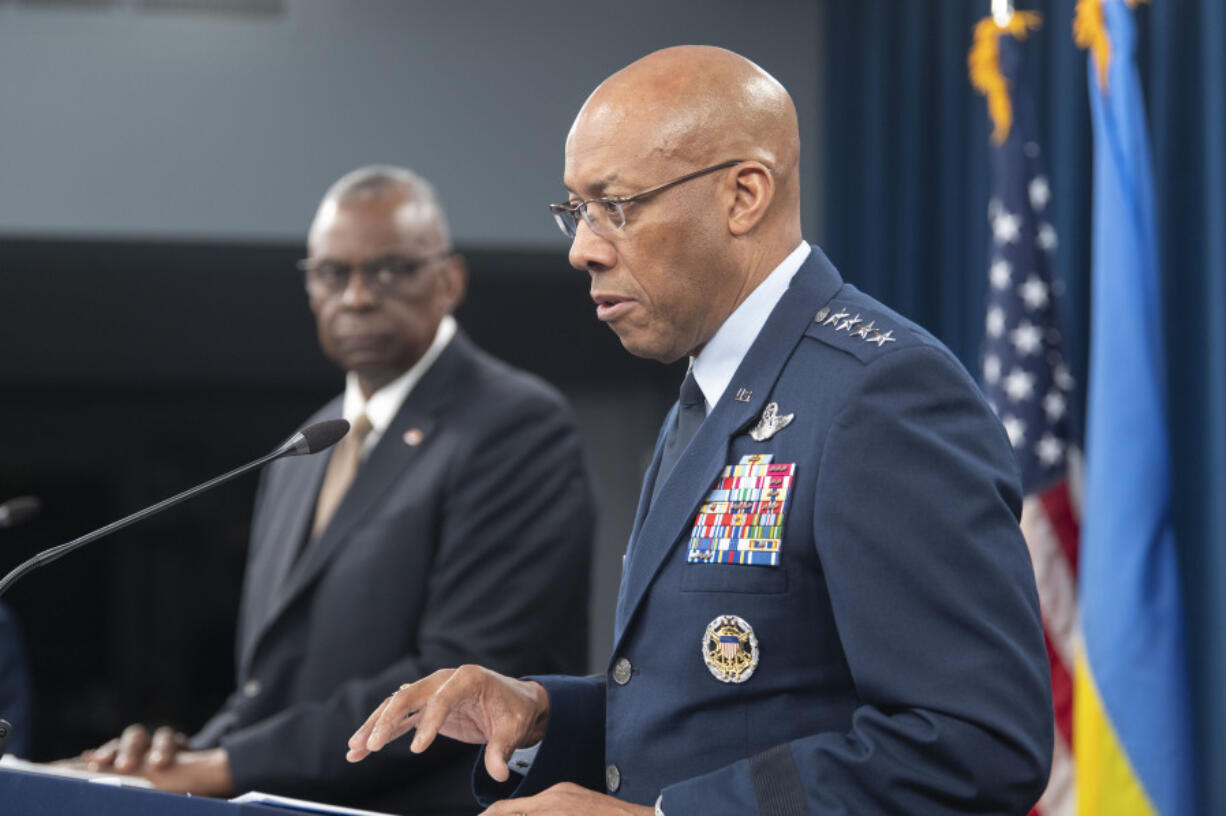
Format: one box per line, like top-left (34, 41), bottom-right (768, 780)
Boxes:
top-left (687, 454), bottom-right (796, 566)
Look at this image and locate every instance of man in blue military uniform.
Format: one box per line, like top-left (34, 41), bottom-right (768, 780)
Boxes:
top-left (346, 45), bottom-right (1053, 815)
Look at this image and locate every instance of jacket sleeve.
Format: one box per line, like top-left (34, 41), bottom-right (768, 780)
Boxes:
top-left (660, 344), bottom-right (1053, 815)
top-left (472, 673), bottom-right (607, 807)
top-left (219, 386), bottom-right (597, 802)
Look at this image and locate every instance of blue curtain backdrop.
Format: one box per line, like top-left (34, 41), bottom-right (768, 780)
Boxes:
top-left (821, 1), bottom-right (1225, 813)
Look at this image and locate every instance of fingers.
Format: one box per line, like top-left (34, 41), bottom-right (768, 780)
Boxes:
top-left (113, 724), bottom-right (153, 774)
top-left (83, 737), bottom-right (121, 770)
top-left (347, 670), bottom-right (454, 762)
top-left (407, 669), bottom-right (474, 754)
top-left (347, 695), bottom-right (394, 760)
top-left (148, 727), bottom-right (187, 769)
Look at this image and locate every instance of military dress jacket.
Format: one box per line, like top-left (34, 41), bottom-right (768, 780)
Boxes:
top-left (477, 247), bottom-right (1053, 815)
top-left (191, 331), bottom-right (596, 816)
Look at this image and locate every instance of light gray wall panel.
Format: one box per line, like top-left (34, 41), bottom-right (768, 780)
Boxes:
top-left (0, 0), bottom-right (824, 247)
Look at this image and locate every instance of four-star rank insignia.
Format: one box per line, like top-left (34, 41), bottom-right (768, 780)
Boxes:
top-left (703, 614), bottom-right (759, 683)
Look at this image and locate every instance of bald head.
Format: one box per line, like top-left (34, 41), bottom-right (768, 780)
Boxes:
top-left (567, 45), bottom-right (801, 228)
top-left (560, 47), bottom-right (807, 362)
top-left (308, 165), bottom-right (452, 257)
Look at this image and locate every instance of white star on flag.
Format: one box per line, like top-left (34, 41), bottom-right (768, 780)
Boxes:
top-left (1054, 363), bottom-right (1075, 391)
top-left (990, 258), bottom-right (1012, 290)
top-left (987, 307), bottom-right (1006, 338)
top-left (1020, 275), bottom-right (1050, 310)
top-left (1011, 321), bottom-right (1043, 356)
top-left (1029, 175), bottom-right (1051, 211)
top-left (1001, 414), bottom-right (1027, 448)
top-left (1036, 433), bottom-right (1064, 467)
top-left (993, 210), bottom-right (1023, 244)
top-left (1043, 390), bottom-right (1067, 422)
top-left (1037, 223), bottom-right (1058, 251)
top-left (1003, 367), bottom-right (1037, 402)
top-left (984, 354), bottom-right (1002, 384)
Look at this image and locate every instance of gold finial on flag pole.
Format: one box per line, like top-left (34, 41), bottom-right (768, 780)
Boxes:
top-left (970, 5), bottom-right (1043, 145)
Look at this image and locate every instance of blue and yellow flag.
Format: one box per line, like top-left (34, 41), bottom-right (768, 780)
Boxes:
top-left (1075, 1), bottom-right (1199, 814)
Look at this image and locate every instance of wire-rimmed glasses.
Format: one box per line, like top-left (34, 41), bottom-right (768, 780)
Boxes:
top-left (548, 159), bottom-right (745, 239)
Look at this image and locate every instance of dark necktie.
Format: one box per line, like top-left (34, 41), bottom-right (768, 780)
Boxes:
top-left (652, 369), bottom-right (706, 502)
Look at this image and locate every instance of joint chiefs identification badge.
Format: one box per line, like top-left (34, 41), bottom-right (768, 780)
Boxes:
top-left (702, 614), bottom-right (759, 683)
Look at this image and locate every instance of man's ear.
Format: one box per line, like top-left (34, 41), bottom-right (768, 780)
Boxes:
top-left (726, 162), bottom-right (775, 236)
top-left (440, 255), bottom-right (468, 312)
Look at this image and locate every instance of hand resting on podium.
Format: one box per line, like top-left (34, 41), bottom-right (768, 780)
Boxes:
top-left (56, 723), bottom-right (234, 796)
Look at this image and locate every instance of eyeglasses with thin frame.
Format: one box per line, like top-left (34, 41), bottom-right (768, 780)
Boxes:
top-left (298, 253), bottom-right (453, 298)
top-left (548, 159), bottom-right (745, 239)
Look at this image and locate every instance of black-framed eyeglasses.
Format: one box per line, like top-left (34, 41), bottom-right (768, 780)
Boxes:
top-left (548, 159), bottom-right (745, 239)
top-left (298, 252), bottom-right (453, 297)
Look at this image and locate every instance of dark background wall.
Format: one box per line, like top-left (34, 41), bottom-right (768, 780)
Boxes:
top-left (0, 0), bottom-right (824, 760)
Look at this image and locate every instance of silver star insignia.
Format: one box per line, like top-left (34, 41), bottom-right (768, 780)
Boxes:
top-left (824, 309), bottom-right (849, 327)
top-left (853, 320), bottom-right (876, 339)
top-left (871, 330), bottom-right (896, 347)
top-left (837, 314), bottom-right (863, 332)
top-left (749, 402), bottom-right (794, 442)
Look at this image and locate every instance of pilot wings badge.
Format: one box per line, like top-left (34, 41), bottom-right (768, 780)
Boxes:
top-left (749, 402), bottom-right (794, 442)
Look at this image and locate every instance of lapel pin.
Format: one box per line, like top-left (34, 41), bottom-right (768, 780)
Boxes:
top-left (749, 402), bottom-right (794, 442)
top-left (403, 428), bottom-right (424, 446)
top-left (734, 388), bottom-right (753, 403)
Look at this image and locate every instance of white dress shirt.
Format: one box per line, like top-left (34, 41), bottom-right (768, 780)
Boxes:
top-left (688, 241), bottom-right (811, 413)
top-left (340, 315), bottom-right (457, 454)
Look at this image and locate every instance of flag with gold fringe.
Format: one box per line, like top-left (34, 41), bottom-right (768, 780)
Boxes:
top-left (1074, 1), bottom-right (1199, 814)
top-left (970, 9), bottom-right (1079, 816)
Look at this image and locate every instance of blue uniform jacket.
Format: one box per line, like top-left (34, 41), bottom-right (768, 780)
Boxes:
top-left (477, 246), bottom-right (1053, 814)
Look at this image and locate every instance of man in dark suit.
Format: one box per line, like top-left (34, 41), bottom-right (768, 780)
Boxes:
top-left (79, 166), bottom-right (596, 815)
top-left (348, 48), bottom-right (1053, 815)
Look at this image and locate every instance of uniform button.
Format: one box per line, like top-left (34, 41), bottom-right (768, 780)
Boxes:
top-left (611, 657), bottom-right (633, 685)
top-left (242, 679), bottom-right (262, 698)
top-left (606, 763), bottom-right (621, 793)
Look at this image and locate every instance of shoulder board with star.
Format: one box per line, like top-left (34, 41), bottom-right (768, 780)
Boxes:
top-left (802, 302), bottom-right (911, 362)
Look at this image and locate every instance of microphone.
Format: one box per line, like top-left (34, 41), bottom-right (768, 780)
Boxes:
top-left (0, 496), bottom-right (41, 529)
top-left (0, 419), bottom-right (349, 598)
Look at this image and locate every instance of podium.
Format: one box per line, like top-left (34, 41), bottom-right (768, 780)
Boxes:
top-left (0, 767), bottom-right (289, 815)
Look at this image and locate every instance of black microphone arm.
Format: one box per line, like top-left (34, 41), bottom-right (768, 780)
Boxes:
top-left (0, 419), bottom-right (348, 599)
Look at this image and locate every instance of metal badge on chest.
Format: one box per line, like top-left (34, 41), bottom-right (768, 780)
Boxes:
top-left (702, 614), bottom-right (759, 683)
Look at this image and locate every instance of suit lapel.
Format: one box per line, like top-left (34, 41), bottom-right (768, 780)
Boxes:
top-left (236, 399), bottom-right (339, 669)
top-left (612, 247), bottom-right (844, 648)
top-left (239, 333), bottom-right (473, 674)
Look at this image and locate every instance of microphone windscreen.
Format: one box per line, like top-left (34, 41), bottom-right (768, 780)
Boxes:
top-left (0, 496), bottom-right (41, 528)
top-left (299, 419), bottom-right (351, 454)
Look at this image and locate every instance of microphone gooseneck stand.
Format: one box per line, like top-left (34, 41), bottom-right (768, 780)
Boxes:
top-left (0, 419), bottom-right (349, 756)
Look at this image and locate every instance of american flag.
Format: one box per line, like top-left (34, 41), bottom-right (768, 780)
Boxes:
top-left (973, 19), bottom-right (1080, 816)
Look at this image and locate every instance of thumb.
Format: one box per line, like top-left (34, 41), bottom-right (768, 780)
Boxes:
top-left (482, 740), bottom-right (513, 783)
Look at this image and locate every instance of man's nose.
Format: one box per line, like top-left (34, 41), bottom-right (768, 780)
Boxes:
top-left (568, 219), bottom-right (616, 273)
top-left (340, 269), bottom-right (378, 309)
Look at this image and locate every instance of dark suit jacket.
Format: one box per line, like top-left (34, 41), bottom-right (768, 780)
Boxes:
top-left (477, 247), bottom-right (1052, 814)
top-left (192, 330), bottom-right (595, 815)
top-left (0, 603), bottom-right (31, 757)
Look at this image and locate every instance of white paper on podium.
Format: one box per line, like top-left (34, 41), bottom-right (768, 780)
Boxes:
top-left (0, 754), bottom-right (155, 787)
top-left (229, 790), bottom-right (398, 816)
